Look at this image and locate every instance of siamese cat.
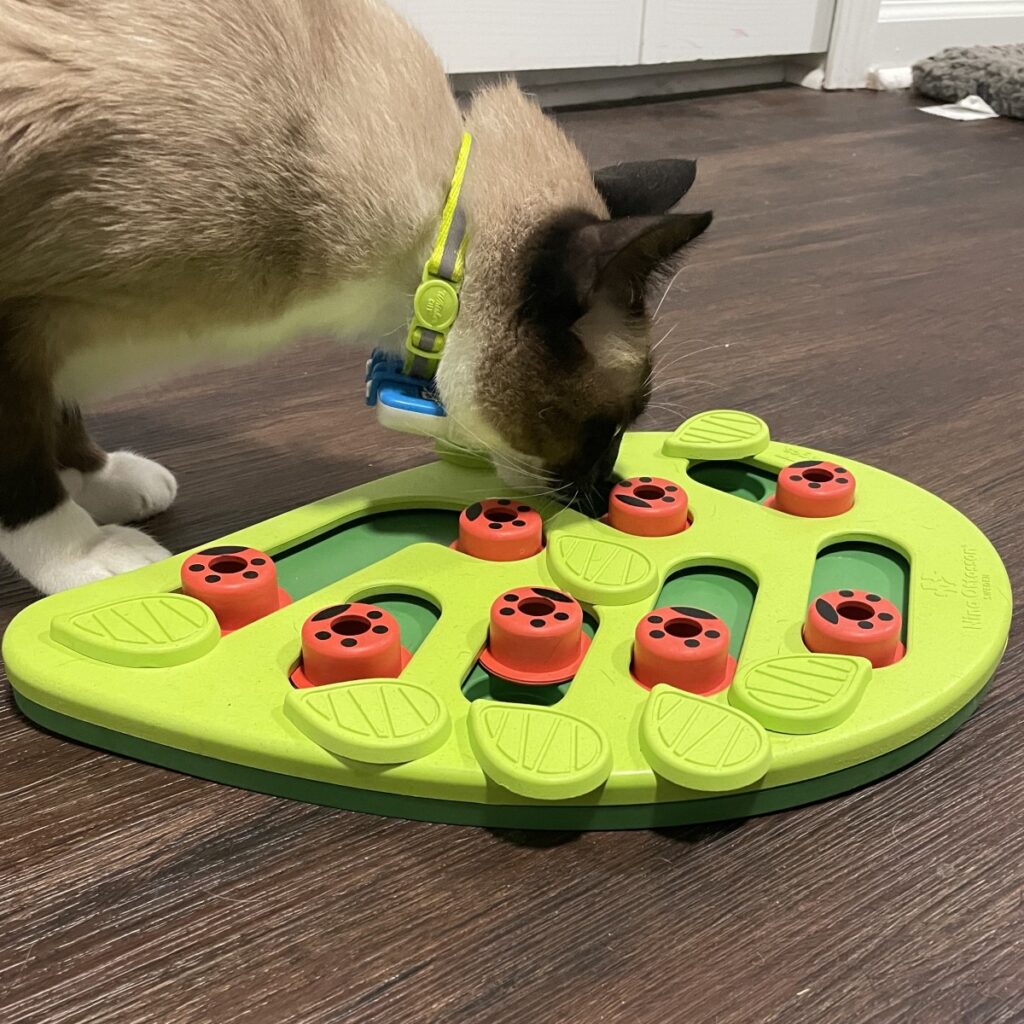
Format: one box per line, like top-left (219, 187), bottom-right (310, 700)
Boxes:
top-left (0, 0), bottom-right (711, 594)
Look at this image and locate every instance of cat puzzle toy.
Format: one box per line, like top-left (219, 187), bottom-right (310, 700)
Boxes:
top-left (3, 411), bottom-right (1011, 829)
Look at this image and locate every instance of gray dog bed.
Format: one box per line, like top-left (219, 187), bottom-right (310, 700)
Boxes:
top-left (914, 43), bottom-right (1024, 119)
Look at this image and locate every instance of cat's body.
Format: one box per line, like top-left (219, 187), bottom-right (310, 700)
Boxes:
top-left (0, 0), bottom-right (711, 594)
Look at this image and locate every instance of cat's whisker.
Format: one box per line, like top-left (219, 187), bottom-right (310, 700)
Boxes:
top-left (445, 415), bottom-right (550, 480)
top-left (459, 474), bottom-right (570, 502)
top-left (652, 346), bottom-right (717, 379)
top-left (648, 323), bottom-right (678, 357)
top-left (386, 426), bottom-right (555, 491)
top-left (648, 376), bottom-right (721, 396)
top-left (544, 488), bottom-right (581, 523)
top-left (652, 266), bottom-right (686, 322)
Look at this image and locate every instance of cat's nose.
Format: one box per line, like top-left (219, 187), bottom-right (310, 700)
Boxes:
top-left (552, 430), bottom-right (623, 517)
top-left (554, 472), bottom-right (615, 518)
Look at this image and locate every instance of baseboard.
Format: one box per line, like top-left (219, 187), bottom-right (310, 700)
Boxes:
top-left (451, 55), bottom-right (824, 108)
top-left (785, 55), bottom-right (827, 89)
top-left (866, 65), bottom-right (914, 90)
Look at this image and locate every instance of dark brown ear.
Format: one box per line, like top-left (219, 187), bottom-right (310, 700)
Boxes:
top-left (517, 209), bottom-right (712, 356)
top-left (572, 211), bottom-right (713, 302)
top-left (593, 159), bottom-right (698, 217)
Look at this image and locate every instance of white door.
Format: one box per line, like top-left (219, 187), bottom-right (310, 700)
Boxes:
top-left (827, 0), bottom-right (1024, 86)
top-left (641, 0), bottom-right (835, 63)
top-left (387, 0), bottom-right (837, 73)
top-left (386, 0), bottom-right (646, 73)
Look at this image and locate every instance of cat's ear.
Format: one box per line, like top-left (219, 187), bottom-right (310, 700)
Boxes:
top-left (592, 159), bottom-right (698, 217)
top-left (518, 210), bottom-right (711, 343)
top-left (572, 211), bottom-right (713, 302)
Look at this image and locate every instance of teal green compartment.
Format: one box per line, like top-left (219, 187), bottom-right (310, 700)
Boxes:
top-left (461, 615), bottom-right (598, 706)
top-left (359, 593), bottom-right (440, 654)
top-left (655, 568), bottom-right (757, 658)
top-left (275, 510), bottom-right (459, 600)
top-left (688, 461), bottom-right (777, 504)
top-left (275, 511), bottom-right (454, 659)
top-left (461, 675), bottom-right (569, 707)
top-left (810, 542), bottom-right (910, 641)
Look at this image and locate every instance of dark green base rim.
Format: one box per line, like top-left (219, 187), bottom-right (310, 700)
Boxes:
top-left (12, 684), bottom-right (990, 831)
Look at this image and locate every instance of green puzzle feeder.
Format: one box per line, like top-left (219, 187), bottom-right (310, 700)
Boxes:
top-left (2, 410), bottom-right (1012, 829)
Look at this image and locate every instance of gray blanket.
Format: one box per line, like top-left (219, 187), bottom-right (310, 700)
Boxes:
top-left (914, 43), bottom-right (1024, 119)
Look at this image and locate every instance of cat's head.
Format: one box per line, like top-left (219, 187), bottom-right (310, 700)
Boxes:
top-left (438, 158), bottom-right (710, 512)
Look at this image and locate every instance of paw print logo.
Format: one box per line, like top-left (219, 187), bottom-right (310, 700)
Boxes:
top-left (780, 445), bottom-right (817, 462)
top-left (920, 574), bottom-right (958, 596)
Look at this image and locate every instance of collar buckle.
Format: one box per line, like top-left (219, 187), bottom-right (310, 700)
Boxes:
top-left (404, 273), bottom-right (460, 370)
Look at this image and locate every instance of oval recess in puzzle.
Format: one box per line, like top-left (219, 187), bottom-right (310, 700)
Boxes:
top-left (729, 654), bottom-right (872, 735)
top-left (50, 594), bottom-right (219, 668)
top-left (639, 685), bottom-right (771, 792)
top-left (468, 701), bottom-right (612, 801)
top-left (285, 679), bottom-right (450, 764)
top-left (662, 409), bottom-right (770, 460)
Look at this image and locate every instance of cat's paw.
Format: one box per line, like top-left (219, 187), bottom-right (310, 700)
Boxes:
top-left (1, 501), bottom-right (171, 594)
top-left (31, 525), bottom-right (170, 594)
top-left (74, 451), bottom-right (178, 525)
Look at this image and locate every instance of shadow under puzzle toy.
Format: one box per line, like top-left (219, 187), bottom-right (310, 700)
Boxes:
top-left (3, 410), bottom-right (1012, 830)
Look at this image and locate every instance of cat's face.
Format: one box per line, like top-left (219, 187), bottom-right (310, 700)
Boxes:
top-left (440, 160), bottom-right (711, 512)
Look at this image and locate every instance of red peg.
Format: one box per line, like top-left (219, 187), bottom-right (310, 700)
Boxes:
top-left (766, 461), bottom-right (856, 518)
top-left (478, 587), bottom-right (590, 686)
top-left (291, 602), bottom-right (412, 689)
top-left (607, 477), bottom-right (689, 537)
top-left (632, 605), bottom-right (735, 696)
top-left (452, 498), bottom-right (544, 561)
top-left (803, 589), bottom-right (904, 667)
top-left (181, 546), bottom-right (290, 633)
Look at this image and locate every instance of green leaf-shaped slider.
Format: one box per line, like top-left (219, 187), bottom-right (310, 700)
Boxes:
top-left (640, 685), bottom-right (771, 792)
top-left (468, 702), bottom-right (612, 801)
top-left (662, 409), bottom-right (770, 460)
top-left (729, 654), bottom-right (871, 734)
top-left (547, 533), bottom-right (658, 605)
top-left (285, 679), bottom-right (451, 764)
top-left (51, 594), bottom-right (219, 668)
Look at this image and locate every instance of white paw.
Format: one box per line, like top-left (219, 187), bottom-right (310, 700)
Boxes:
top-left (36, 525), bottom-right (170, 593)
top-left (74, 451), bottom-right (178, 525)
top-left (0, 501), bottom-right (170, 594)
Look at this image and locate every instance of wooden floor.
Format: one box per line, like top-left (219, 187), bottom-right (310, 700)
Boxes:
top-left (2, 87), bottom-right (1022, 1024)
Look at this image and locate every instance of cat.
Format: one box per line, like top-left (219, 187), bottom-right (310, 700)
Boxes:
top-left (0, 0), bottom-right (711, 595)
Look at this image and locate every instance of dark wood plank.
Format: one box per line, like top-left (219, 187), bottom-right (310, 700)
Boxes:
top-left (2, 88), bottom-right (1022, 1024)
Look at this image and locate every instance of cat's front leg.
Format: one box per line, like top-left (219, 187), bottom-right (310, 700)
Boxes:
top-left (0, 500), bottom-right (170, 594)
top-left (0, 368), bottom-right (169, 593)
top-left (56, 406), bottom-right (178, 526)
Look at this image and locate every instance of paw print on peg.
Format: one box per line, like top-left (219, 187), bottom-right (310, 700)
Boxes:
top-left (766, 461), bottom-right (855, 518)
top-left (453, 499), bottom-right (544, 561)
top-left (291, 602), bottom-right (412, 689)
top-left (804, 589), bottom-right (904, 667)
top-left (479, 587), bottom-right (590, 686)
top-left (181, 546), bottom-right (291, 633)
top-left (608, 477), bottom-right (689, 537)
top-left (632, 606), bottom-right (735, 696)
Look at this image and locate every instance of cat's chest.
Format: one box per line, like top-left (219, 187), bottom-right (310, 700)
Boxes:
top-left (56, 279), bottom-right (404, 403)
